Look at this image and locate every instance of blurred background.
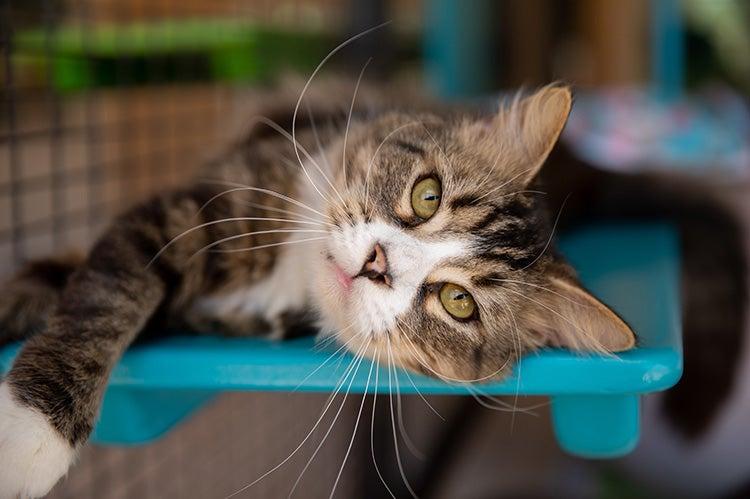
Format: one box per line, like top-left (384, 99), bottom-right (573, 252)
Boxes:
top-left (1, 0), bottom-right (749, 497)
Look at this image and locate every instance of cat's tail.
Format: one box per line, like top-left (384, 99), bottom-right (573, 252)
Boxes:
top-left (0, 252), bottom-right (84, 346)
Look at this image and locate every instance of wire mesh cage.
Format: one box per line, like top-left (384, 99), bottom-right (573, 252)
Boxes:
top-left (1, 1), bottom-right (367, 497)
top-left (0, 1), bottom-right (586, 497)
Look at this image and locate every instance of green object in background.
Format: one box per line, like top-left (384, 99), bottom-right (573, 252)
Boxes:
top-left (13, 19), bottom-right (334, 91)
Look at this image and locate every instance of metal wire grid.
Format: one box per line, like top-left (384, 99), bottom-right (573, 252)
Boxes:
top-left (0, 2), bottom-right (506, 497)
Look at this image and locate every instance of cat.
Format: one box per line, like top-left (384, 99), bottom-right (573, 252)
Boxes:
top-left (0, 81), bottom-right (638, 497)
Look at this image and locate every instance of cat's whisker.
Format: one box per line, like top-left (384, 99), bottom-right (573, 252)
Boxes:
top-left (305, 99), bottom-right (332, 173)
top-left (287, 337), bottom-right (371, 498)
top-left (482, 189), bottom-right (547, 205)
top-left (396, 320), bottom-right (512, 383)
top-left (207, 236), bottom-right (328, 255)
top-left (364, 122), bottom-right (420, 217)
top-left (400, 365), bottom-right (445, 421)
top-left (488, 278), bottom-right (590, 307)
top-left (464, 385), bottom-right (547, 414)
top-left (341, 58), bottom-right (371, 193)
top-left (391, 324), bottom-right (446, 421)
top-left (503, 287), bottom-right (612, 354)
top-left (148, 217), bottom-right (327, 268)
top-left (519, 195), bottom-right (568, 271)
top-left (472, 166), bottom-right (537, 203)
top-left (251, 116), bottom-right (344, 209)
top-left (295, 326), bottom-right (360, 391)
top-left (386, 340), bottom-right (419, 499)
top-left (290, 23), bottom-right (391, 213)
top-left (197, 179), bottom-right (332, 220)
top-left (393, 355), bottom-right (426, 460)
top-left (328, 343), bottom-right (377, 499)
top-left (194, 186), bottom-right (329, 227)
top-left (225, 338), bottom-right (369, 499)
top-left (188, 229), bottom-right (328, 261)
top-left (370, 348), bottom-right (397, 499)
top-left (421, 126), bottom-right (452, 170)
top-left (496, 293), bottom-right (523, 430)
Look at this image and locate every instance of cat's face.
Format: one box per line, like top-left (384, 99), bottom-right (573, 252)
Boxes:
top-left (311, 86), bottom-right (635, 382)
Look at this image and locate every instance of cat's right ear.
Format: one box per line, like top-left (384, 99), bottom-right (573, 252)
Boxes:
top-left (493, 85), bottom-right (573, 185)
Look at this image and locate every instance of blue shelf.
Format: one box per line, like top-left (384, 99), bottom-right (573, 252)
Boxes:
top-left (0, 223), bottom-right (682, 457)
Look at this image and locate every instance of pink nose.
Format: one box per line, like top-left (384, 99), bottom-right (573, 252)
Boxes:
top-left (358, 243), bottom-right (391, 285)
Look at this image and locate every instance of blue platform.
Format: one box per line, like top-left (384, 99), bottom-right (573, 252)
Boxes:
top-left (0, 223), bottom-right (682, 458)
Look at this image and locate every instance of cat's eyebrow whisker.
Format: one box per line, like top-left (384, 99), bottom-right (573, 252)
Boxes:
top-left (328, 343), bottom-right (377, 499)
top-left (207, 236), bottom-right (328, 255)
top-left (188, 229), bottom-right (328, 261)
top-left (519, 195), bottom-right (568, 271)
top-left (397, 322), bottom-right (512, 383)
top-left (249, 115), bottom-right (342, 209)
top-left (197, 179), bottom-right (332, 221)
top-left (489, 278), bottom-right (590, 307)
top-left (364, 122), bottom-right (420, 217)
top-left (287, 336), bottom-right (371, 498)
top-left (481, 189), bottom-right (547, 205)
top-left (371, 348), bottom-right (397, 499)
top-left (386, 341), bottom-right (419, 499)
top-left (306, 99), bottom-right (332, 173)
top-left (225, 338), bottom-right (369, 499)
top-left (472, 166), bottom-right (537, 203)
top-left (148, 217), bottom-right (327, 268)
top-left (291, 22), bottom-right (391, 215)
top-left (341, 58), bottom-right (371, 192)
top-left (421, 126), bottom-right (452, 170)
top-left (502, 287), bottom-right (612, 355)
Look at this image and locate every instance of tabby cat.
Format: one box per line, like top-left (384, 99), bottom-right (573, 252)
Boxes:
top-left (0, 81), bottom-right (639, 497)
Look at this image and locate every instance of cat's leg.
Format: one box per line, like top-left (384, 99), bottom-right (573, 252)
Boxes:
top-left (0, 194), bottom-right (200, 498)
top-left (0, 253), bottom-right (84, 346)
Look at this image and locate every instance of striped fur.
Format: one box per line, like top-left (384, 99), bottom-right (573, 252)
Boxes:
top-left (0, 82), bottom-right (635, 495)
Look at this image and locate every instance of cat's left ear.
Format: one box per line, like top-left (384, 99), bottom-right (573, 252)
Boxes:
top-left (526, 275), bottom-right (636, 353)
top-left (497, 85), bottom-right (573, 185)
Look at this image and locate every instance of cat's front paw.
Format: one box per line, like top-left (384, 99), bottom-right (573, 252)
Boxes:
top-left (0, 382), bottom-right (76, 499)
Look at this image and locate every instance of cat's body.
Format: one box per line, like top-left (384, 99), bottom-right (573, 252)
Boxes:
top-left (0, 78), bottom-right (741, 498)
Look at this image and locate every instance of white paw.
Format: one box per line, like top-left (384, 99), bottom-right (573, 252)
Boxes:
top-left (0, 382), bottom-right (76, 499)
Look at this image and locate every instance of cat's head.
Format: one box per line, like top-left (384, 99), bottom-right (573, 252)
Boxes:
top-left (311, 85), bottom-right (635, 382)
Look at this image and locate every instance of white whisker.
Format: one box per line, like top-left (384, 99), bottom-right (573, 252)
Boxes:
top-left (291, 23), bottom-right (390, 210)
top-left (148, 217), bottom-right (326, 268)
top-left (189, 229), bottom-right (327, 260)
top-left (224, 339), bottom-right (369, 499)
top-left (207, 236), bottom-right (328, 255)
top-left (287, 338), bottom-right (371, 498)
top-left (341, 58), bottom-right (371, 189)
top-left (386, 341), bottom-right (419, 499)
top-left (371, 349), bottom-right (397, 499)
top-left (364, 122), bottom-right (420, 217)
top-left (197, 179), bottom-right (332, 220)
top-left (328, 345), bottom-right (377, 499)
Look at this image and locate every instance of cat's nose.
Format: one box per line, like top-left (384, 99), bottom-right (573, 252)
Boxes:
top-left (357, 243), bottom-right (391, 286)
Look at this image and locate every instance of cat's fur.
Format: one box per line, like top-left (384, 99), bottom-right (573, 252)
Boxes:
top-left (0, 82), bottom-right (639, 497)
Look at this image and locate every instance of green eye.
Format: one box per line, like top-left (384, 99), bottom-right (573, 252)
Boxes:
top-left (439, 283), bottom-right (476, 320)
top-left (411, 177), bottom-right (441, 219)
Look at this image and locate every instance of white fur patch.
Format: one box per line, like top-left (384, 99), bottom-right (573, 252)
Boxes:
top-left (321, 220), bottom-right (468, 335)
top-left (0, 382), bottom-right (76, 499)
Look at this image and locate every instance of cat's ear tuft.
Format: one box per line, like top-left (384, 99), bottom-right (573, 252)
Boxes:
top-left (526, 276), bottom-right (636, 353)
top-left (500, 84), bottom-right (573, 185)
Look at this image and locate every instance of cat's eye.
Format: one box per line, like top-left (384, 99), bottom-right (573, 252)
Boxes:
top-left (411, 177), bottom-right (441, 219)
top-left (439, 283), bottom-right (476, 320)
